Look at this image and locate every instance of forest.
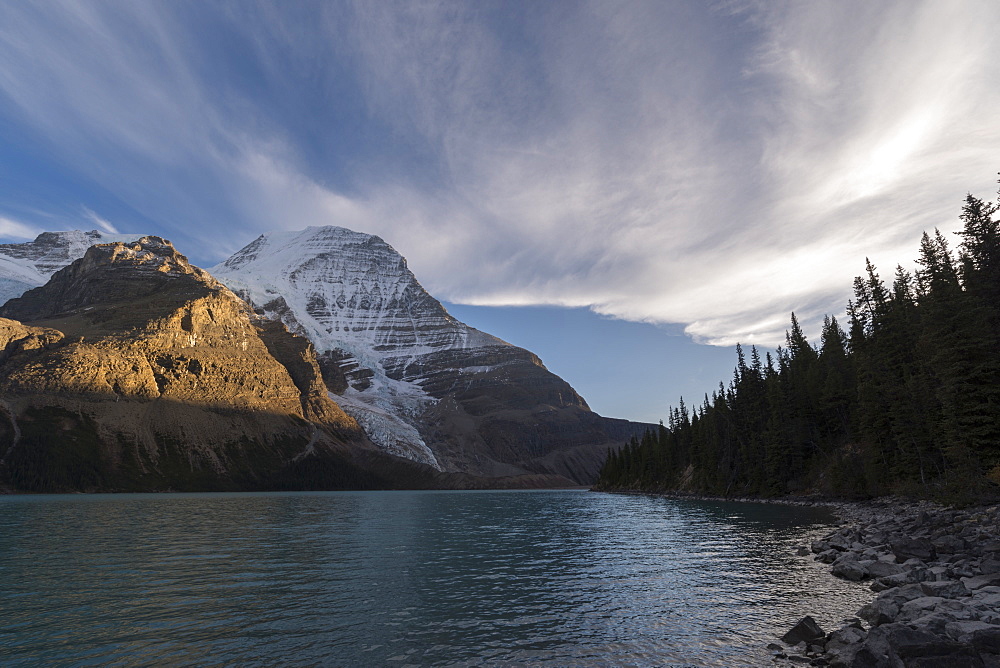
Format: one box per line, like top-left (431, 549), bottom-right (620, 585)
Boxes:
top-left (596, 178), bottom-right (1000, 503)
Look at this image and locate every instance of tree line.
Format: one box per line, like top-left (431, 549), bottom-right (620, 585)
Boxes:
top-left (597, 178), bottom-right (1000, 502)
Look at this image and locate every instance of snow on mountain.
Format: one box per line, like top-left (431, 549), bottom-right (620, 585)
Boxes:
top-left (210, 226), bottom-right (511, 469)
top-left (0, 230), bottom-right (145, 305)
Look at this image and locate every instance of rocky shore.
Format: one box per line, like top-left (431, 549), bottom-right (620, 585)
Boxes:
top-left (776, 499), bottom-right (1000, 667)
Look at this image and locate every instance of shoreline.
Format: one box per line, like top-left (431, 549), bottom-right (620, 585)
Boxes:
top-left (596, 489), bottom-right (1000, 666)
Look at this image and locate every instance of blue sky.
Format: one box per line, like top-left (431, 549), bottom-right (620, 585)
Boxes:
top-left (1, 1), bottom-right (999, 423)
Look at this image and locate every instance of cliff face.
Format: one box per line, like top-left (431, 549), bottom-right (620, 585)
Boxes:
top-left (0, 237), bottom-right (385, 492)
top-left (0, 230), bottom-right (141, 305)
top-left (212, 226), bottom-right (650, 483)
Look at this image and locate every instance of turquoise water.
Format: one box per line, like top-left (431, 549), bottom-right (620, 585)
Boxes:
top-left (0, 490), bottom-right (868, 666)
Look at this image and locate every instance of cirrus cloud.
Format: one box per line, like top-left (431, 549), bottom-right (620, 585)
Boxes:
top-left (0, 0), bottom-right (997, 346)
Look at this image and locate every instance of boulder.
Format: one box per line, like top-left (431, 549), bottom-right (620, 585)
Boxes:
top-left (829, 534), bottom-right (853, 551)
top-left (817, 549), bottom-right (841, 564)
top-left (833, 558), bottom-right (869, 582)
top-left (899, 596), bottom-right (945, 620)
top-left (813, 539), bottom-right (832, 553)
top-left (964, 574), bottom-right (1000, 591)
top-left (946, 621), bottom-right (1000, 643)
top-left (975, 592), bottom-right (1000, 607)
top-left (908, 611), bottom-right (961, 636)
top-left (884, 583), bottom-right (929, 605)
top-left (972, 628), bottom-right (1000, 654)
top-left (892, 537), bottom-right (937, 561)
top-left (872, 622), bottom-right (982, 667)
top-left (903, 557), bottom-right (930, 568)
top-left (859, 599), bottom-right (900, 626)
top-left (781, 616), bottom-right (826, 646)
top-left (867, 562), bottom-right (906, 579)
top-left (920, 579), bottom-right (970, 599)
top-left (934, 534), bottom-right (969, 554)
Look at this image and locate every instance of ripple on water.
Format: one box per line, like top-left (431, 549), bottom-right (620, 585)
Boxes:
top-left (0, 490), bottom-right (869, 666)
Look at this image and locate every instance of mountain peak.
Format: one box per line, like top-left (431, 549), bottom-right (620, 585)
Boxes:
top-left (211, 227), bottom-right (497, 357)
top-left (0, 229), bottom-right (146, 306)
top-left (83, 236), bottom-right (207, 280)
top-left (0, 236), bottom-right (229, 334)
top-left (209, 225), bottom-right (645, 483)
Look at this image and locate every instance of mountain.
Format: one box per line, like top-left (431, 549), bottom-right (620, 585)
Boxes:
top-left (0, 236), bottom-right (567, 492)
top-left (211, 226), bottom-right (648, 483)
top-left (0, 230), bottom-right (141, 306)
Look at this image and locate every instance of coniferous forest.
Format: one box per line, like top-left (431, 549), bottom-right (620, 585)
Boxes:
top-left (596, 179), bottom-right (1000, 502)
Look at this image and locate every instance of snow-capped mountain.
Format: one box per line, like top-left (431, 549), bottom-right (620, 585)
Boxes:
top-left (211, 226), bottom-right (647, 482)
top-left (0, 226), bottom-right (647, 483)
top-left (0, 231), bottom-right (143, 305)
top-left (210, 227), bottom-right (510, 469)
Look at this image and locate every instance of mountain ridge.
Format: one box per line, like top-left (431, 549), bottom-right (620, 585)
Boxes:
top-left (0, 227), bottom-right (649, 488)
top-left (211, 225), bottom-right (649, 483)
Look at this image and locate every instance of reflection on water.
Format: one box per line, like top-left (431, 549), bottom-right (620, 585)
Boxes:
top-left (0, 491), bottom-right (868, 666)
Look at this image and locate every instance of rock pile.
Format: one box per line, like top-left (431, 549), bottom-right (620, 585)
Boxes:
top-left (778, 501), bottom-right (1000, 667)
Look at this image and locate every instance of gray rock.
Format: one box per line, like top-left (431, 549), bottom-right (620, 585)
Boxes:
top-left (886, 583), bottom-right (932, 604)
top-left (903, 557), bottom-right (930, 568)
top-left (827, 625), bottom-right (868, 649)
top-left (981, 559), bottom-right (1000, 574)
top-left (972, 628), bottom-right (1000, 654)
top-left (934, 534), bottom-right (969, 554)
top-left (920, 579), bottom-right (970, 599)
top-left (945, 620), bottom-right (1000, 642)
top-left (867, 562), bottom-right (905, 579)
top-left (833, 559), bottom-right (869, 582)
top-left (873, 574), bottom-right (910, 591)
top-left (899, 596), bottom-right (944, 620)
top-left (936, 598), bottom-right (980, 620)
top-left (907, 611), bottom-right (960, 636)
top-left (981, 653), bottom-right (1000, 668)
top-left (859, 599), bottom-right (899, 626)
top-left (974, 592), bottom-right (1000, 607)
top-left (849, 628), bottom-right (901, 668)
top-left (964, 573), bottom-right (1000, 590)
top-left (928, 565), bottom-right (950, 579)
top-left (817, 549), bottom-right (841, 564)
top-left (874, 622), bottom-right (982, 667)
top-left (813, 539), bottom-right (832, 553)
top-left (781, 615), bottom-right (826, 646)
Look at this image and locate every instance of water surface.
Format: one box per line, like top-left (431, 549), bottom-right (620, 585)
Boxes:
top-left (0, 490), bottom-right (868, 666)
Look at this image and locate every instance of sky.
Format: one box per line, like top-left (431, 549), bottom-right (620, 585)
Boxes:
top-left (1, 1), bottom-right (999, 424)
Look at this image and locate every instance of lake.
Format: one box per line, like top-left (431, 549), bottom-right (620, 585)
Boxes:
top-left (0, 490), bottom-right (869, 666)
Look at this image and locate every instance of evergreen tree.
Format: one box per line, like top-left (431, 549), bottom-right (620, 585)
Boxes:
top-left (596, 175), bottom-right (1000, 502)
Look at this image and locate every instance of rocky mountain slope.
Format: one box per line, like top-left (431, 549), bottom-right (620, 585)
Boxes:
top-left (211, 226), bottom-right (648, 483)
top-left (0, 230), bottom-right (140, 305)
top-left (0, 236), bottom-right (564, 492)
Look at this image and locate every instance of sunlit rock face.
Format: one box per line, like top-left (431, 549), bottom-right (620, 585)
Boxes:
top-left (212, 226), bottom-right (648, 483)
top-left (0, 237), bottom-right (376, 493)
top-left (0, 230), bottom-right (143, 305)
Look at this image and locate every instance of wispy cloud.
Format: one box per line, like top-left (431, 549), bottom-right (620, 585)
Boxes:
top-left (0, 1), bottom-right (997, 346)
top-left (81, 206), bottom-right (118, 234)
top-left (0, 216), bottom-right (42, 240)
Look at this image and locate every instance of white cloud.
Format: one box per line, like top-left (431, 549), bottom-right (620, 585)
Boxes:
top-left (81, 207), bottom-right (119, 234)
top-left (0, 216), bottom-right (42, 240)
top-left (0, 1), bottom-right (997, 347)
